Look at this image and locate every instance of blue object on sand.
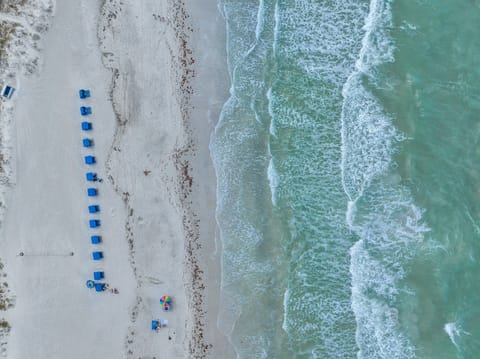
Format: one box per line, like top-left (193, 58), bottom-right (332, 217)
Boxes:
top-left (94, 283), bottom-right (105, 292)
top-left (93, 271), bottom-right (104, 280)
top-left (86, 280), bottom-right (95, 288)
top-left (79, 89), bottom-right (90, 99)
top-left (80, 106), bottom-right (92, 116)
top-left (151, 320), bottom-right (159, 330)
top-left (82, 138), bottom-right (93, 147)
top-left (91, 235), bottom-right (101, 244)
top-left (2, 85), bottom-right (14, 98)
top-left (87, 188), bottom-right (97, 196)
top-left (86, 172), bottom-right (97, 181)
top-left (84, 156), bottom-right (96, 165)
top-left (92, 251), bottom-right (103, 260)
top-left (89, 219), bottom-right (100, 228)
top-left (88, 205), bottom-right (100, 213)
top-left (81, 121), bottom-right (92, 130)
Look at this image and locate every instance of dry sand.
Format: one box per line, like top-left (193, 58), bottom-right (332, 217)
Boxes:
top-left (0, 0), bottom-right (231, 358)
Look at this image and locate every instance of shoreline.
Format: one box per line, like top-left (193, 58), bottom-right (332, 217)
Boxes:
top-left (184, 0), bottom-right (234, 357)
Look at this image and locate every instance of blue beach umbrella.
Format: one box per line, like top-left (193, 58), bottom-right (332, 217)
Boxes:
top-left (87, 188), bottom-right (97, 196)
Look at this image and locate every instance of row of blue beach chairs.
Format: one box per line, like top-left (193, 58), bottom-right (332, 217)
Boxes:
top-left (78, 89), bottom-right (107, 293)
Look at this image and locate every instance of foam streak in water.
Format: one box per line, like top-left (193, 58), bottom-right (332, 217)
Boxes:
top-left (444, 322), bottom-right (462, 349)
top-left (340, 0), bottom-right (428, 358)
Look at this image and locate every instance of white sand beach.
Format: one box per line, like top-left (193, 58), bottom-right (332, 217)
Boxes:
top-left (0, 0), bottom-right (229, 358)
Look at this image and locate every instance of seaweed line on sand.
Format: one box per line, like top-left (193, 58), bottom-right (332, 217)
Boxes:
top-left (98, 0), bottom-right (210, 357)
top-left (167, 0), bottom-right (213, 357)
top-left (97, 2), bottom-right (140, 356)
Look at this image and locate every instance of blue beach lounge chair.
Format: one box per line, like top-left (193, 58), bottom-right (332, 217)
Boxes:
top-left (79, 89), bottom-right (90, 99)
top-left (85, 156), bottom-right (96, 165)
top-left (93, 271), bottom-right (104, 280)
top-left (91, 235), bottom-right (101, 244)
top-left (87, 188), bottom-right (97, 196)
top-left (94, 283), bottom-right (105, 292)
top-left (81, 122), bottom-right (92, 131)
top-left (80, 106), bottom-right (92, 116)
top-left (92, 251), bottom-right (103, 260)
top-left (89, 219), bottom-right (100, 228)
top-left (86, 172), bottom-right (97, 181)
top-left (88, 205), bottom-right (100, 213)
top-left (83, 138), bottom-right (93, 147)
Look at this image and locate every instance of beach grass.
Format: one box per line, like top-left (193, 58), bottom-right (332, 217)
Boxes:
top-left (0, 0), bottom-right (27, 13)
top-left (0, 21), bottom-right (16, 63)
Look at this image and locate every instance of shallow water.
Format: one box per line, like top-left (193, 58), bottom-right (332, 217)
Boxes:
top-left (211, 0), bottom-right (480, 357)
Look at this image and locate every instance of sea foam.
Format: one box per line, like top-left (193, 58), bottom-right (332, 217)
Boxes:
top-left (272, 0), bottom-right (368, 357)
top-left (212, 1), bottom-right (291, 357)
top-left (444, 322), bottom-right (462, 349)
top-left (340, 0), bottom-right (428, 357)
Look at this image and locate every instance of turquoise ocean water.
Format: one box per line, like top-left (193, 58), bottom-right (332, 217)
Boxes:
top-left (210, 0), bottom-right (480, 357)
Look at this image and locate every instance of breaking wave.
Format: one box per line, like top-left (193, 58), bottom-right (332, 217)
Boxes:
top-left (340, 0), bottom-right (429, 357)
